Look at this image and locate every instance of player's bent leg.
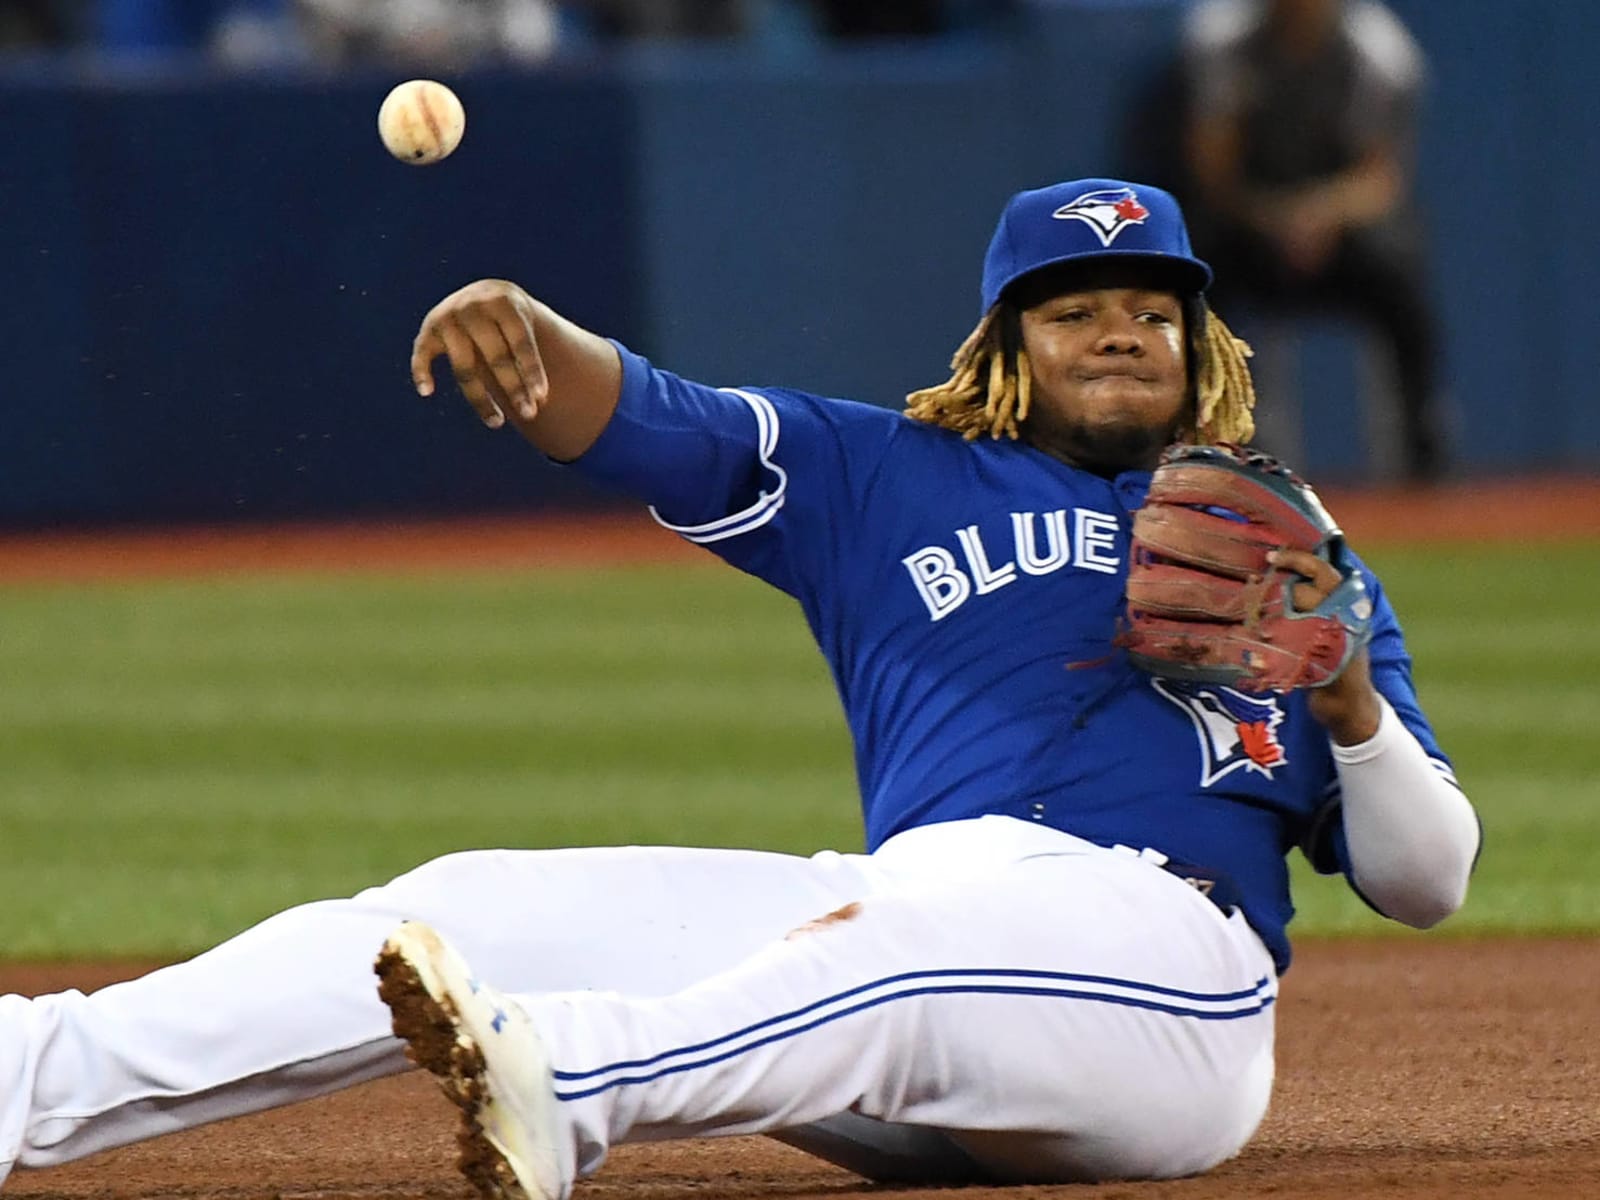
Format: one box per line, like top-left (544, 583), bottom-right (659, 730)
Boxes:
top-left (376, 920), bottom-right (989, 1199)
top-left (0, 843), bottom-right (880, 1180)
top-left (496, 818), bottom-right (1277, 1186)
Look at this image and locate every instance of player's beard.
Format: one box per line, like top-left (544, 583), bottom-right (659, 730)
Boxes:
top-left (1026, 410), bottom-right (1188, 476)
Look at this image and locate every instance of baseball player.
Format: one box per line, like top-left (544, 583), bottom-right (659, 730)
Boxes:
top-left (0, 179), bottom-right (1479, 1197)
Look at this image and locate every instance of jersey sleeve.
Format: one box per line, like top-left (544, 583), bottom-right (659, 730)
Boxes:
top-left (1300, 550), bottom-right (1462, 883)
top-left (565, 341), bottom-right (895, 601)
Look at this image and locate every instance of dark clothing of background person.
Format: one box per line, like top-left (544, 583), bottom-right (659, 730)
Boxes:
top-left (0, 0), bottom-right (80, 48)
top-left (1181, 0), bottom-right (1445, 482)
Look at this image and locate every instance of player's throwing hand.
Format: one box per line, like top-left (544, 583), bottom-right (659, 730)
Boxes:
top-left (412, 279), bottom-right (550, 427)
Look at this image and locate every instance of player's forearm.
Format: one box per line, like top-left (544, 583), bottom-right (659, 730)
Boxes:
top-left (1334, 695), bottom-right (1480, 929)
top-left (1306, 652), bottom-right (1382, 745)
top-left (513, 301), bottom-right (624, 463)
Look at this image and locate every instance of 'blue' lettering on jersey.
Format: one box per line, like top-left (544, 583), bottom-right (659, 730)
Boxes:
top-left (902, 508), bottom-right (1121, 620)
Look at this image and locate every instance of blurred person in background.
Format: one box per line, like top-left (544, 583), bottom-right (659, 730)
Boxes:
top-left (292, 0), bottom-right (562, 66)
top-left (283, 0), bottom-right (766, 63)
top-left (1180, 0), bottom-right (1447, 483)
top-left (567, 0), bottom-right (749, 40)
top-left (86, 0), bottom-right (302, 64)
top-left (808, 0), bottom-right (1015, 39)
top-left (82, 0), bottom-right (563, 67)
top-left (811, 0), bottom-right (944, 37)
top-left (0, 0), bottom-right (80, 51)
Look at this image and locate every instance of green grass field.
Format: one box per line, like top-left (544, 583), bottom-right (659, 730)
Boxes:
top-left (2, 543), bottom-right (1596, 959)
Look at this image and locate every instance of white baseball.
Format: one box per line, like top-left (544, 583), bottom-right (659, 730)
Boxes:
top-left (377, 80), bottom-right (466, 165)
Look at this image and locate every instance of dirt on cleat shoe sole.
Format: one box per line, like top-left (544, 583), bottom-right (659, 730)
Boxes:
top-left (375, 922), bottom-right (566, 1200)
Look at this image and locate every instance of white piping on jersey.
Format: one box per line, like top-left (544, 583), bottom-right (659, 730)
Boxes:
top-left (647, 387), bottom-right (788, 545)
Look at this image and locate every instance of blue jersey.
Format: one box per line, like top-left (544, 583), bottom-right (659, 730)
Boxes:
top-left (571, 345), bottom-right (1458, 972)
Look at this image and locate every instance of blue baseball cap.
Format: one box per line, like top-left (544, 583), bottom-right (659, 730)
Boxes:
top-left (980, 178), bottom-right (1213, 313)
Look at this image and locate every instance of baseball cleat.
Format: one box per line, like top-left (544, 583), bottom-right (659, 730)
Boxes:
top-left (375, 921), bottom-right (566, 1200)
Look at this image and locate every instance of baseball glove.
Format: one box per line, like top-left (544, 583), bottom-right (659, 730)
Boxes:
top-left (1118, 443), bottom-right (1374, 692)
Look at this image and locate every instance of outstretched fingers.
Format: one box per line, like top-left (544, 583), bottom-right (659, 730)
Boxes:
top-left (458, 307), bottom-right (546, 421)
top-left (410, 283), bottom-right (550, 430)
top-left (497, 296), bottom-right (549, 411)
top-left (439, 318), bottom-right (508, 428)
top-left (411, 325), bottom-right (444, 399)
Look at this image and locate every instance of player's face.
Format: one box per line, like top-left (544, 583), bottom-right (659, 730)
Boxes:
top-left (1017, 282), bottom-right (1189, 475)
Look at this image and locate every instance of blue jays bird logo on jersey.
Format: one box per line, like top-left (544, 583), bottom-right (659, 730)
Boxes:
top-left (1152, 680), bottom-right (1289, 786)
top-left (1051, 188), bottom-right (1151, 247)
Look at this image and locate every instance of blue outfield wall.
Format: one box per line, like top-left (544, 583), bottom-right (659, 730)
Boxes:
top-left (2, 1), bottom-right (1596, 530)
top-left (1405, 0), bottom-right (1600, 469)
top-left (2, 66), bottom-right (642, 527)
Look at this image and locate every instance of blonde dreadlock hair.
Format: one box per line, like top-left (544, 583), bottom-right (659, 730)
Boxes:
top-left (905, 301), bottom-right (1258, 446)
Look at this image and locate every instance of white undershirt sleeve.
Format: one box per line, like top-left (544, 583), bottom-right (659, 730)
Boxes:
top-left (1332, 694), bottom-right (1481, 929)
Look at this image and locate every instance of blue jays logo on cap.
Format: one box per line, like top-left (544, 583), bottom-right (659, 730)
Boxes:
top-left (979, 177), bottom-right (1213, 313)
top-left (1052, 187), bottom-right (1151, 247)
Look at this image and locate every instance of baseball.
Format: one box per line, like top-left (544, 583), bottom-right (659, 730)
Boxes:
top-left (377, 80), bottom-right (465, 165)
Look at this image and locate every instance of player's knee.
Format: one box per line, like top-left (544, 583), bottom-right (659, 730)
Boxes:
top-left (358, 849), bottom-right (499, 905)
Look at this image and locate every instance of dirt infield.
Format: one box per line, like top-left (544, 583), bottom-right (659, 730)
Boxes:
top-left (4, 938), bottom-right (1597, 1200)
top-left (2, 486), bottom-right (1597, 1198)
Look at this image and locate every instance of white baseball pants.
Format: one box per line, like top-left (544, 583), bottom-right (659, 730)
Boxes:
top-left (0, 816), bottom-right (1275, 1188)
